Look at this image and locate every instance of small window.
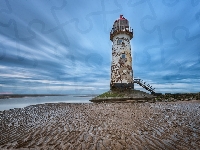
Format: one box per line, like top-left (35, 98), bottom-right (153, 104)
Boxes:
top-left (122, 54), bottom-right (126, 58)
top-left (117, 39), bottom-right (123, 45)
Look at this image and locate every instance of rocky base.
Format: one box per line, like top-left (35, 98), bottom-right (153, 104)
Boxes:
top-left (90, 89), bottom-right (156, 103)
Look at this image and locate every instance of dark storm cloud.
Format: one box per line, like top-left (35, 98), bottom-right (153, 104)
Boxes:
top-left (0, 0), bottom-right (200, 94)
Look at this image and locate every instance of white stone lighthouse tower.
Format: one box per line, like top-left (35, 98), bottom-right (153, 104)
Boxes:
top-left (110, 15), bottom-right (134, 90)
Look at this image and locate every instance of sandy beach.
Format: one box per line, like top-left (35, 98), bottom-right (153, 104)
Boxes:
top-left (0, 101), bottom-right (200, 149)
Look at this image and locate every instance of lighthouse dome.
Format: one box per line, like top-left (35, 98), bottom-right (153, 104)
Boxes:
top-left (113, 15), bottom-right (129, 31)
top-left (110, 15), bottom-right (133, 41)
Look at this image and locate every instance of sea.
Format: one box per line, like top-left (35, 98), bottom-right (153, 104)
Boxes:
top-left (0, 95), bottom-right (96, 111)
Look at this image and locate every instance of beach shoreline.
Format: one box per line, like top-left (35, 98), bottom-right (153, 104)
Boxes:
top-left (0, 100), bottom-right (200, 149)
top-left (0, 94), bottom-right (68, 99)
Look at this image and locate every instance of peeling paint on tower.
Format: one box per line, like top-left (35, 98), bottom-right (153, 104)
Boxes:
top-left (110, 15), bottom-right (134, 90)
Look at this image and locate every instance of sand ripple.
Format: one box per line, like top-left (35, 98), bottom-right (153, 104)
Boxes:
top-left (0, 101), bottom-right (200, 149)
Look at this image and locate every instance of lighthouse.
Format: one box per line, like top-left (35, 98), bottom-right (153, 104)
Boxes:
top-left (110, 15), bottom-right (134, 90)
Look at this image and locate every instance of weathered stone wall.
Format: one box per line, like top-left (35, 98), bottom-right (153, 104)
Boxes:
top-left (110, 33), bottom-right (133, 89)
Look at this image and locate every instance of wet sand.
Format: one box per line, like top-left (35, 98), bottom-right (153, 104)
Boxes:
top-left (0, 101), bottom-right (200, 149)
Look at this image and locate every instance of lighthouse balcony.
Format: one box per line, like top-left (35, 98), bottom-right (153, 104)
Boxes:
top-left (110, 27), bottom-right (133, 41)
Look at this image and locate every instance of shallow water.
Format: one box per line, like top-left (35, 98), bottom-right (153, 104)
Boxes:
top-left (0, 95), bottom-right (94, 111)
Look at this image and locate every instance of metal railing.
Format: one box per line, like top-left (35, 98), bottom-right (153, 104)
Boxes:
top-left (110, 26), bottom-right (133, 41)
top-left (134, 78), bottom-right (155, 94)
top-left (110, 26), bottom-right (133, 34)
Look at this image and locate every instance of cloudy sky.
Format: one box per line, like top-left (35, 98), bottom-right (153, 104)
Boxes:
top-left (0, 0), bottom-right (200, 94)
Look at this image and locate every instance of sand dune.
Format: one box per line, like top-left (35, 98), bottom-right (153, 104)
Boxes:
top-left (0, 101), bottom-right (200, 149)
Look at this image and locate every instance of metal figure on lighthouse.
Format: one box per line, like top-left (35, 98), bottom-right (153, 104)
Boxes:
top-left (110, 15), bottom-right (134, 90)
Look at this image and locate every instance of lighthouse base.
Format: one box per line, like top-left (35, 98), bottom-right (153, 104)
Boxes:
top-left (90, 89), bottom-right (156, 103)
top-left (110, 83), bottom-right (134, 90)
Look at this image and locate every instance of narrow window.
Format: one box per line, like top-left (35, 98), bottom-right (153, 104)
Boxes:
top-left (122, 54), bottom-right (126, 58)
top-left (117, 39), bottom-right (123, 45)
